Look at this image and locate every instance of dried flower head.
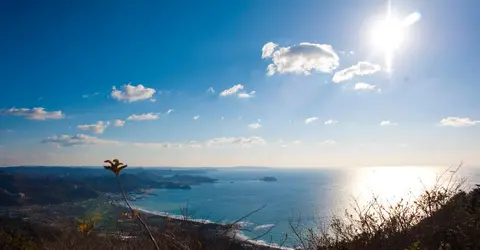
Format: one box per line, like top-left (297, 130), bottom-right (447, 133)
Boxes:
top-left (104, 158), bottom-right (128, 176)
top-left (78, 220), bottom-right (94, 235)
top-left (121, 211), bottom-right (138, 219)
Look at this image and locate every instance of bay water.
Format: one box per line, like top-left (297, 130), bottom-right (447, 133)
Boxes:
top-left (130, 166), bottom-right (479, 246)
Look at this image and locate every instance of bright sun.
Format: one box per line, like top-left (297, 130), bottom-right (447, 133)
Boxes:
top-left (371, 16), bottom-right (405, 53)
top-left (370, 11), bottom-right (421, 72)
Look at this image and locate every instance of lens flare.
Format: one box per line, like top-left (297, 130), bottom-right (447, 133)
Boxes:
top-left (370, 10), bottom-right (421, 72)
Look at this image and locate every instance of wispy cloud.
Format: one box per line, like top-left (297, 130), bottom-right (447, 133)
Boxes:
top-left (127, 113), bottom-right (160, 121)
top-left (238, 91), bottom-right (256, 99)
top-left (354, 82), bottom-right (381, 92)
top-left (42, 134), bottom-right (119, 147)
top-left (1, 107), bottom-right (64, 120)
top-left (82, 92), bottom-right (99, 99)
top-left (319, 140), bottom-right (337, 146)
top-left (166, 109), bottom-right (174, 114)
top-left (206, 136), bottom-right (266, 147)
top-left (132, 142), bottom-right (183, 148)
top-left (193, 115), bottom-right (200, 120)
top-left (77, 121), bottom-right (110, 134)
top-left (380, 120), bottom-right (398, 126)
top-left (305, 117), bottom-right (318, 124)
top-left (111, 83), bottom-right (156, 102)
top-left (332, 61), bottom-right (381, 83)
top-left (439, 117), bottom-right (479, 127)
top-left (188, 141), bottom-right (203, 148)
top-left (220, 84), bottom-right (244, 97)
top-left (149, 98), bottom-right (156, 103)
top-left (338, 50), bottom-right (355, 55)
top-left (262, 42), bottom-right (339, 75)
top-left (248, 122), bottom-right (261, 129)
top-left (292, 140), bottom-right (301, 144)
top-left (207, 87), bottom-right (215, 93)
top-left (324, 119), bottom-right (339, 125)
top-left (113, 119), bottom-right (125, 127)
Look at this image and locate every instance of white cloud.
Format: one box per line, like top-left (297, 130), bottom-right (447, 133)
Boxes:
top-left (132, 142), bottom-right (182, 148)
top-left (261, 42), bottom-right (278, 59)
top-left (111, 83), bottom-right (156, 102)
top-left (319, 140), bottom-right (337, 146)
top-left (113, 119), bottom-right (125, 127)
top-left (262, 42), bottom-right (339, 76)
top-left (220, 84), bottom-right (256, 99)
top-left (439, 117), bottom-right (480, 127)
top-left (332, 61), bottom-right (381, 83)
top-left (77, 121), bottom-right (110, 134)
top-left (248, 122), bottom-right (261, 129)
top-left (238, 91), bottom-right (256, 99)
top-left (41, 134), bottom-right (119, 147)
top-left (292, 140), bottom-right (302, 144)
top-left (354, 82), bottom-right (381, 92)
top-left (305, 117), bottom-right (318, 124)
top-left (1, 107), bottom-right (64, 120)
top-left (149, 98), bottom-right (157, 103)
top-left (207, 136), bottom-right (266, 147)
top-left (127, 113), bottom-right (159, 121)
top-left (220, 84), bottom-right (244, 97)
top-left (207, 87), bottom-right (215, 93)
top-left (324, 119), bottom-right (339, 125)
top-left (193, 115), bottom-right (200, 120)
top-left (380, 120), bottom-right (398, 126)
top-left (166, 109), bottom-right (174, 114)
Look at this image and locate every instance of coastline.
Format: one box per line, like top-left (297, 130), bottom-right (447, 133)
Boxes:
top-left (111, 200), bottom-right (293, 250)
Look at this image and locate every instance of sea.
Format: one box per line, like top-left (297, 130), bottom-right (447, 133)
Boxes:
top-left (129, 166), bottom-right (479, 247)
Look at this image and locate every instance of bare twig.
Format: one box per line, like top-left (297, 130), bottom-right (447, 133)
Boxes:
top-left (116, 175), bottom-right (161, 250)
top-left (289, 218), bottom-right (307, 250)
top-left (221, 204), bottom-right (267, 237)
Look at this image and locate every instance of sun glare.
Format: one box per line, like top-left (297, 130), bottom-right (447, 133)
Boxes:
top-left (371, 16), bottom-right (404, 53)
top-left (370, 10), bottom-right (421, 72)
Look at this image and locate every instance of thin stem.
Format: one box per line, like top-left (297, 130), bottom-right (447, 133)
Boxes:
top-left (116, 175), bottom-right (160, 250)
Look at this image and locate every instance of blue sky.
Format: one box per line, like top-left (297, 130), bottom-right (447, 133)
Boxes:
top-left (1, 0), bottom-right (479, 167)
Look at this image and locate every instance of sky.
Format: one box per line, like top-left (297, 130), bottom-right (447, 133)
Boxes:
top-left (0, 0), bottom-right (479, 167)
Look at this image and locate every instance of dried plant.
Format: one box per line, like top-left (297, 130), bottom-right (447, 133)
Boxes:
top-left (104, 159), bottom-right (160, 250)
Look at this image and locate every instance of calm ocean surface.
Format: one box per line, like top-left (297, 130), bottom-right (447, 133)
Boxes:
top-left (130, 166), bottom-right (479, 246)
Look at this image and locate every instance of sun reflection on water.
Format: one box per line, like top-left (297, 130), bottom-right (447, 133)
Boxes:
top-left (347, 166), bottom-right (440, 207)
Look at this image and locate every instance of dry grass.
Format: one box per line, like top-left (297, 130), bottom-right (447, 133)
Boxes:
top-left (289, 164), bottom-right (480, 250)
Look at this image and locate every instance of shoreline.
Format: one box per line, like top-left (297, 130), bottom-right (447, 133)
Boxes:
top-left (110, 200), bottom-right (293, 250)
